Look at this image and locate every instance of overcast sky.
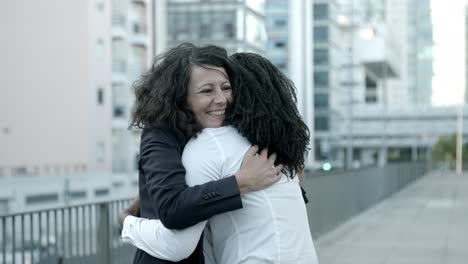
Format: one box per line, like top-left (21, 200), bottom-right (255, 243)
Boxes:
top-left (431, 0), bottom-right (466, 106)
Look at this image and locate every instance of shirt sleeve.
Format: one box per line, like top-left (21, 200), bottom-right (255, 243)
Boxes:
top-left (121, 215), bottom-right (206, 262)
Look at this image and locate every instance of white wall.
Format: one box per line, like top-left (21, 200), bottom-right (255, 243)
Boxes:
top-left (0, 0), bottom-right (112, 176)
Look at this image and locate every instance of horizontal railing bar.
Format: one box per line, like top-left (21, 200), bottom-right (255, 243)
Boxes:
top-left (0, 198), bottom-right (133, 218)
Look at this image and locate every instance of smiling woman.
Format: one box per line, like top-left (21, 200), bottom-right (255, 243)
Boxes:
top-left (126, 43), bottom-right (284, 264)
top-left (186, 65), bottom-right (232, 129)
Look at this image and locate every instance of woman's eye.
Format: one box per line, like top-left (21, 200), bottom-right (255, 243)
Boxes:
top-left (223, 86), bottom-right (232, 90)
top-left (200, 89), bottom-right (211, 94)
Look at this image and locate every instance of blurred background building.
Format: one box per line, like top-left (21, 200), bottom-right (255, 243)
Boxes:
top-left (1, 0), bottom-right (468, 215)
top-left (110, 0), bottom-right (153, 174)
top-left (167, 0), bottom-right (267, 54)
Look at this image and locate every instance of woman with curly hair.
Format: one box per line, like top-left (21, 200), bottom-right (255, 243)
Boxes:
top-left (121, 52), bottom-right (318, 264)
top-left (127, 43), bottom-right (285, 264)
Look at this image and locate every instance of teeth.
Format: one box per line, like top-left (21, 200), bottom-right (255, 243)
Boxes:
top-left (208, 110), bottom-right (225, 116)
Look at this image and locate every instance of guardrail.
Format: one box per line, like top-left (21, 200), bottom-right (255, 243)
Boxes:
top-left (0, 200), bottom-right (134, 264)
top-left (0, 162), bottom-right (429, 264)
top-left (304, 162), bottom-right (428, 238)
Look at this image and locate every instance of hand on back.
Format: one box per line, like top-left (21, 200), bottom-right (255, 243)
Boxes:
top-left (236, 145), bottom-right (283, 194)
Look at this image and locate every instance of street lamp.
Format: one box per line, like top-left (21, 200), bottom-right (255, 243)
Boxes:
top-left (456, 101), bottom-right (464, 175)
top-left (336, 10), bottom-right (355, 169)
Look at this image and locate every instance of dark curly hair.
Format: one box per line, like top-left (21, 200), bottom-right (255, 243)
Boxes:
top-left (226, 53), bottom-right (310, 178)
top-left (130, 43), bottom-right (235, 137)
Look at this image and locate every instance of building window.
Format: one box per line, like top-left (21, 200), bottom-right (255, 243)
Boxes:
top-left (200, 24), bottom-right (210, 38)
top-left (26, 193), bottom-right (59, 205)
top-left (113, 106), bottom-right (124, 118)
top-left (97, 88), bottom-right (104, 105)
top-left (69, 190), bottom-right (87, 199)
top-left (313, 3), bottom-right (328, 21)
top-left (314, 116), bottom-right (329, 131)
top-left (274, 18), bottom-right (287, 27)
top-left (365, 94), bottom-right (378, 103)
top-left (95, 188), bottom-right (109, 197)
top-left (314, 71), bottom-right (329, 87)
top-left (97, 141), bottom-right (105, 163)
top-left (133, 22), bottom-right (142, 33)
top-left (96, 1), bottom-right (105, 12)
top-left (274, 41), bottom-right (286, 48)
top-left (112, 181), bottom-right (124, 188)
top-left (96, 39), bottom-right (105, 58)
top-left (12, 167), bottom-right (28, 176)
top-left (0, 199), bottom-right (9, 214)
top-left (314, 26), bottom-right (328, 42)
top-left (365, 75), bottom-right (378, 103)
top-left (225, 23), bottom-right (235, 39)
top-left (275, 63), bottom-right (287, 72)
top-left (314, 139), bottom-right (328, 160)
top-left (314, 48), bottom-right (329, 66)
top-left (314, 94), bottom-right (329, 108)
top-left (112, 38), bottom-right (126, 73)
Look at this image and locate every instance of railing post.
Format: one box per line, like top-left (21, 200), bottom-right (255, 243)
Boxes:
top-left (97, 203), bottom-right (111, 264)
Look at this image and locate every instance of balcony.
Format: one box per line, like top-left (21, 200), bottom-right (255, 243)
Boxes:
top-left (354, 24), bottom-right (400, 79)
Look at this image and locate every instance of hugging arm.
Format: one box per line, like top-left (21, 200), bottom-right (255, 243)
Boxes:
top-left (141, 129), bottom-right (282, 229)
top-left (121, 216), bottom-right (206, 261)
top-left (140, 129), bottom-right (242, 229)
top-left (122, 132), bottom-right (226, 261)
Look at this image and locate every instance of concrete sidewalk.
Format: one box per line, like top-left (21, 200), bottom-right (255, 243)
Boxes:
top-left (315, 171), bottom-right (468, 264)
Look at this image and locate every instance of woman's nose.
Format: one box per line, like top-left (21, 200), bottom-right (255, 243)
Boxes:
top-left (214, 90), bottom-right (228, 104)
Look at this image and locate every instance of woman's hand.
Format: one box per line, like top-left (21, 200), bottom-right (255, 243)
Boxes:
top-left (298, 169), bottom-right (305, 187)
top-left (119, 195), bottom-right (140, 227)
top-left (236, 145), bottom-right (284, 194)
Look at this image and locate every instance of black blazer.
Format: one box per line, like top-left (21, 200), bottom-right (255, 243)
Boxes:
top-left (133, 127), bottom-right (243, 264)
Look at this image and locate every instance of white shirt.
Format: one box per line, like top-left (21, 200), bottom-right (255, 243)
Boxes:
top-left (122, 126), bottom-right (318, 263)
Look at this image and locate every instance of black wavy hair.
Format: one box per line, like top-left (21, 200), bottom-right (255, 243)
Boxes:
top-left (226, 53), bottom-right (310, 178)
top-left (130, 43), bottom-right (235, 137)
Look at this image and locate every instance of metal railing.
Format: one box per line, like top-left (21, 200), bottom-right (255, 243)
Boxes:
top-left (0, 200), bottom-right (134, 264)
top-left (303, 162), bottom-right (428, 238)
top-left (1, 162), bottom-right (429, 264)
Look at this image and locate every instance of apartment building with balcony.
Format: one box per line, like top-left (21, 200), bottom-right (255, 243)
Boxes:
top-left (328, 0), bottom-right (402, 167)
top-left (110, 0), bottom-right (153, 174)
top-left (330, 0), bottom-right (437, 167)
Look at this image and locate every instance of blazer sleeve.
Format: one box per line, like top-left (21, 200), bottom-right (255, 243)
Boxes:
top-left (140, 128), bottom-right (243, 229)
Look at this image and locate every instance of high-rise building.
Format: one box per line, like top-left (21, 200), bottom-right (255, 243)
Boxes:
top-left (265, 0), bottom-right (290, 75)
top-left (311, 0), bottom-right (342, 166)
top-left (166, 0), bottom-right (267, 54)
top-left (407, 0), bottom-right (433, 105)
top-left (110, 0), bottom-right (153, 173)
top-left (265, 0), bottom-right (315, 166)
top-left (320, 0), bottom-right (402, 167)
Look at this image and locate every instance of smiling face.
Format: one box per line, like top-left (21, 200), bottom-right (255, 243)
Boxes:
top-left (186, 64), bottom-right (232, 129)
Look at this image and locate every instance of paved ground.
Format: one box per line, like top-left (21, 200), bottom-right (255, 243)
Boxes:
top-left (315, 171), bottom-right (468, 264)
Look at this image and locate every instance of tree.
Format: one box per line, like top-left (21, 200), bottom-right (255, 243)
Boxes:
top-left (431, 134), bottom-right (468, 163)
